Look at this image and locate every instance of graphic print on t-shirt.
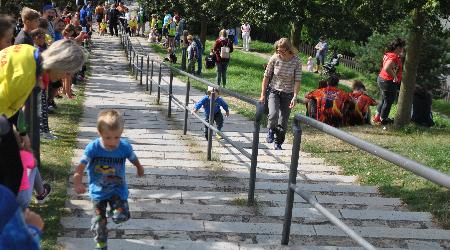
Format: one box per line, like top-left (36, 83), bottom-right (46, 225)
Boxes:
top-left (91, 156), bottom-right (125, 195)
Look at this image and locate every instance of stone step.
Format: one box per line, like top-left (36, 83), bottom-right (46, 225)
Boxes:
top-left (119, 166), bottom-right (356, 183)
top-left (71, 176), bottom-right (376, 194)
top-left (75, 139), bottom-right (305, 157)
top-left (58, 237), bottom-right (429, 250)
top-left (73, 149), bottom-right (324, 165)
top-left (67, 189), bottom-right (401, 208)
top-left (60, 217), bottom-right (450, 240)
top-left (66, 199), bottom-right (431, 223)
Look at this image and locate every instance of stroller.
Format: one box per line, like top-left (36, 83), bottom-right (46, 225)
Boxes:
top-left (322, 52), bottom-right (342, 77)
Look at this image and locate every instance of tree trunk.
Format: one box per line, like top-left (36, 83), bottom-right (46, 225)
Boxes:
top-left (200, 16), bottom-right (207, 50)
top-left (394, 7), bottom-right (425, 127)
top-left (290, 22), bottom-right (302, 49)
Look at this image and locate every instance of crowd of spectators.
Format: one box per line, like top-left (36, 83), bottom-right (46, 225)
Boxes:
top-left (0, 2), bottom-right (89, 248)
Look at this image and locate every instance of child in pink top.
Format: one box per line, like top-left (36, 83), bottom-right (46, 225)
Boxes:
top-left (16, 150), bottom-right (37, 209)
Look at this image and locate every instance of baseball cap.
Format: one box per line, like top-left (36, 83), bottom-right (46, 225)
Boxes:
top-left (43, 4), bottom-right (54, 12)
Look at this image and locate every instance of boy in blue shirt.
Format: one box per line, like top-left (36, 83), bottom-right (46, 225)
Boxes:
top-left (73, 109), bottom-right (144, 250)
top-left (192, 86), bottom-right (230, 140)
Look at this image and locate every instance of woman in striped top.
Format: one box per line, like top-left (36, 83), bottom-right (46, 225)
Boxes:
top-left (259, 38), bottom-right (302, 150)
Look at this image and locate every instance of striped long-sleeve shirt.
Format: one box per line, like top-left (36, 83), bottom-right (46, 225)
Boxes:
top-left (264, 54), bottom-right (302, 93)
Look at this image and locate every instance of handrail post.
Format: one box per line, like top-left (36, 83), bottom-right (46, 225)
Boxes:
top-left (207, 90), bottom-right (216, 161)
top-left (135, 54), bottom-right (139, 80)
top-left (248, 102), bottom-right (263, 205)
top-left (140, 56), bottom-right (143, 85)
top-left (145, 55), bottom-right (149, 91)
top-left (183, 77), bottom-right (191, 135)
top-left (168, 67), bottom-right (173, 117)
top-left (129, 43), bottom-right (132, 69)
top-left (281, 118), bottom-right (302, 245)
top-left (150, 60), bottom-right (154, 95)
top-left (25, 87), bottom-right (41, 167)
top-left (157, 64), bottom-right (162, 104)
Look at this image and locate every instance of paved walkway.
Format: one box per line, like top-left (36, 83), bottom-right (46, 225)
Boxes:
top-left (57, 32), bottom-right (450, 250)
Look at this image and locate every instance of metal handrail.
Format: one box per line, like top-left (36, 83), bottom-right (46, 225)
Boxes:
top-left (119, 31), bottom-right (264, 205)
top-left (281, 114), bottom-right (450, 248)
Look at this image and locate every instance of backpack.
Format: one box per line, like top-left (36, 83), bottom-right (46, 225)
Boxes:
top-left (193, 38), bottom-right (203, 54)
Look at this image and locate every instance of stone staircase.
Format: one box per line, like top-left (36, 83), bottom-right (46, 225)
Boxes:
top-left (57, 32), bottom-right (450, 249)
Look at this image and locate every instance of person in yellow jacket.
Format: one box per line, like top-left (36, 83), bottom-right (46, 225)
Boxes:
top-left (0, 40), bottom-right (86, 118)
top-left (0, 39), bottom-right (86, 195)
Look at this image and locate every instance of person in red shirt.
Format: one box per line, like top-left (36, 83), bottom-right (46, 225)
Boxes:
top-left (305, 79), bottom-right (327, 119)
top-left (373, 38), bottom-right (406, 125)
top-left (347, 80), bottom-right (377, 125)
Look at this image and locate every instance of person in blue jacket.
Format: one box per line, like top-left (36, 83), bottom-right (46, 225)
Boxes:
top-left (0, 184), bottom-right (44, 250)
top-left (192, 86), bottom-right (229, 140)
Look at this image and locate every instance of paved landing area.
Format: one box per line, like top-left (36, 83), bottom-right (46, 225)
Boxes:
top-left (57, 32), bottom-right (450, 250)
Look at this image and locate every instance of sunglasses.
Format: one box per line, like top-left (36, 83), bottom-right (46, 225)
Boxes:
top-left (277, 48), bottom-right (287, 53)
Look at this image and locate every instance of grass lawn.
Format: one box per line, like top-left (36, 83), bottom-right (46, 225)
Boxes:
top-left (433, 99), bottom-right (450, 117)
top-left (30, 82), bottom-right (86, 250)
top-left (151, 40), bottom-right (450, 229)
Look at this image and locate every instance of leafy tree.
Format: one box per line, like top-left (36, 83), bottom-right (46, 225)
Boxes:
top-left (395, 0), bottom-right (449, 126)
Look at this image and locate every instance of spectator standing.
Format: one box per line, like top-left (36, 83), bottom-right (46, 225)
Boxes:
top-left (15, 7), bottom-right (40, 46)
top-left (314, 36), bottom-right (328, 73)
top-left (1, 40), bottom-right (86, 196)
top-left (0, 15), bottom-right (15, 49)
top-left (227, 27), bottom-right (235, 44)
top-left (137, 7), bottom-right (146, 37)
top-left (373, 38), bottom-right (406, 125)
top-left (259, 38), bottom-right (301, 150)
top-left (241, 22), bottom-right (251, 52)
top-left (106, 3), bottom-right (119, 36)
top-left (42, 5), bottom-right (56, 40)
top-left (95, 2), bottom-right (105, 28)
top-left (193, 36), bottom-right (203, 75)
top-left (212, 29), bottom-right (233, 87)
top-left (186, 35), bottom-right (196, 74)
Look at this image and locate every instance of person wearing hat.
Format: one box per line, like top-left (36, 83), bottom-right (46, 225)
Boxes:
top-left (192, 86), bottom-right (230, 140)
top-left (42, 4), bottom-right (56, 40)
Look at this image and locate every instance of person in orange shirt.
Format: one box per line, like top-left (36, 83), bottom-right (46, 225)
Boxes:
top-left (305, 75), bottom-right (349, 127)
top-left (347, 80), bottom-right (377, 125)
top-left (305, 79), bottom-right (327, 119)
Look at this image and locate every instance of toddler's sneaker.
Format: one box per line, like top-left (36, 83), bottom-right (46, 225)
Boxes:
top-left (274, 143), bottom-right (283, 150)
top-left (112, 208), bottom-right (129, 224)
top-left (215, 133), bottom-right (223, 140)
top-left (95, 241), bottom-right (107, 250)
top-left (266, 129), bottom-right (274, 143)
top-left (41, 132), bottom-right (58, 140)
top-left (36, 183), bottom-right (52, 204)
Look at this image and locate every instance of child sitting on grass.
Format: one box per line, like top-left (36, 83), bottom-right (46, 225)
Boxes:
top-left (347, 80), bottom-right (377, 125)
top-left (192, 86), bottom-right (229, 140)
top-left (73, 109), bottom-right (144, 250)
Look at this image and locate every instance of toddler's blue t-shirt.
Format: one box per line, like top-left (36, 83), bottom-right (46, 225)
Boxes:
top-left (80, 138), bottom-right (137, 201)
